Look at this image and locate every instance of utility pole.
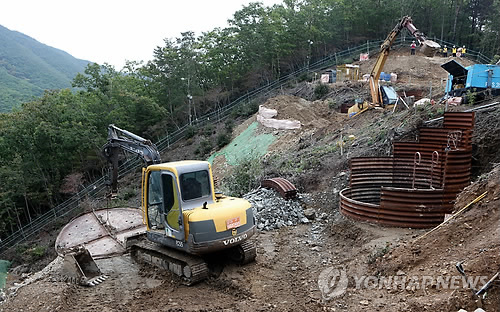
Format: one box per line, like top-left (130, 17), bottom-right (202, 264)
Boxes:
top-left (182, 77), bottom-right (193, 125)
top-left (307, 40), bottom-right (313, 69)
top-left (187, 94), bottom-right (193, 125)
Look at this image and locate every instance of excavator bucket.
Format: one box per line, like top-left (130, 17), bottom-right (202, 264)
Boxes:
top-left (60, 246), bottom-right (108, 286)
top-left (421, 40), bottom-right (441, 57)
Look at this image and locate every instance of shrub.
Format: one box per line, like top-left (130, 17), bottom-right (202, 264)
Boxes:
top-left (230, 101), bottom-right (259, 119)
top-left (185, 125), bottom-right (197, 139)
top-left (298, 72), bottom-right (313, 82)
top-left (216, 132), bottom-right (231, 149)
top-left (203, 124), bottom-right (214, 136)
top-left (29, 246), bottom-right (46, 260)
top-left (195, 139), bottom-right (213, 157)
top-left (327, 98), bottom-right (337, 109)
top-left (240, 101), bottom-right (259, 117)
top-left (225, 120), bottom-right (234, 133)
top-left (314, 83), bottom-right (329, 99)
top-left (465, 90), bottom-right (477, 105)
top-left (222, 157), bottom-right (263, 197)
top-left (16, 245), bottom-right (47, 263)
top-left (121, 187), bottom-right (136, 200)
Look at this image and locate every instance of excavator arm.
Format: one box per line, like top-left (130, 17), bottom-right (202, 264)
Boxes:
top-left (369, 16), bottom-right (440, 106)
top-left (101, 124), bottom-right (161, 195)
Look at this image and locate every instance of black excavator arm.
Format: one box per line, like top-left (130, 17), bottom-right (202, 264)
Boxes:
top-left (101, 124), bottom-right (161, 195)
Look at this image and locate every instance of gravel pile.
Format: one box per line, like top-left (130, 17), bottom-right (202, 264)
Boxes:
top-left (244, 188), bottom-right (309, 231)
top-left (5, 256), bottom-right (63, 300)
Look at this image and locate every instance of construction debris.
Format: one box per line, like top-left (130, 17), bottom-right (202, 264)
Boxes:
top-left (6, 257), bottom-right (64, 299)
top-left (261, 177), bottom-right (298, 199)
top-left (244, 188), bottom-right (308, 231)
top-left (256, 105), bottom-right (301, 130)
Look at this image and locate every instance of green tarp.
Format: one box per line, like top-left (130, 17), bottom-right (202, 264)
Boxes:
top-left (0, 260), bottom-right (10, 289)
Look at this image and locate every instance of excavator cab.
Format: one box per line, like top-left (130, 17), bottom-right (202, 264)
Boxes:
top-left (141, 161), bottom-right (256, 256)
top-left (143, 165), bottom-right (214, 240)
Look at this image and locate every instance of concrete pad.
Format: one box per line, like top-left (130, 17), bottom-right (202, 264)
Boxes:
top-left (55, 208), bottom-right (147, 258)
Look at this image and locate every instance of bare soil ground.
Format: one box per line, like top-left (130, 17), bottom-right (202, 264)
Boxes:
top-left (1, 212), bottom-right (424, 312)
top-left (359, 47), bottom-right (476, 85)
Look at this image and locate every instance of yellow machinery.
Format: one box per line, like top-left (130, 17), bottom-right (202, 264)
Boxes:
top-left (348, 16), bottom-right (440, 116)
top-left (59, 246), bottom-right (108, 286)
top-left (102, 125), bottom-right (256, 285)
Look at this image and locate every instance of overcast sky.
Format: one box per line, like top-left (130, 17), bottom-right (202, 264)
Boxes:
top-left (1, 0), bottom-right (283, 69)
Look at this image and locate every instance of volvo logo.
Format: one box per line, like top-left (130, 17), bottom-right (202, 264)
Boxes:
top-left (223, 233), bottom-right (247, 246)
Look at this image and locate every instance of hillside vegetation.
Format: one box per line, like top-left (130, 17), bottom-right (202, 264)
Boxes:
top-left (1, 0), bottom-right (500, 243)
top-left (0, 25), bottom-right (89, 112)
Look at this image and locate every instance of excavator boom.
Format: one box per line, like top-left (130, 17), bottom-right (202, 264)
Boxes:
top-left (101, 124), bottom-right (161, 194)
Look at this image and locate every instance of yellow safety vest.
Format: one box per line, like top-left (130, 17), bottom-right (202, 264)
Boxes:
top-left (452, 48), bottom-right (457, 53)
top-left (443, 47), bottom-right (448, 53)
top-left (463, 48), bottom-right (466, 53)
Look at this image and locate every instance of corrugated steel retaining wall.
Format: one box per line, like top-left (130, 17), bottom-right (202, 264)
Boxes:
top-left (340, 112), bottom-right (474, 228)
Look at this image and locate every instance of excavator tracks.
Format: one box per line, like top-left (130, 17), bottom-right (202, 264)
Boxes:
top-left (131, 239), bottom-right (209, 285)
top-left (231, 240), bottom-right (257, 265)
top-left (129, 237), bottom-right (257, 285)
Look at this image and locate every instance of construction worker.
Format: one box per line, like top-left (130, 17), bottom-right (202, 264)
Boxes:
top-left (462, 45), bottom-right (466, 57)
top-left (410, 41), bottom-right (416, 55)
top-left (452, 45), bottom-right (457, 57)
top-left (443, 46), bottom-right (448, 57)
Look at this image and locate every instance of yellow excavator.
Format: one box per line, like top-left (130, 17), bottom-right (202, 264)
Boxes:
top-left (101, 125), bottom-right (256, 284)
top-left (348, 16), bottom-right (440, 116)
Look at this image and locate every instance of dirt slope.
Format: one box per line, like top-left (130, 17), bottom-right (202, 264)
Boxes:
top-left (2, 52), bottom-right (500, 312)
top-left (327, 165), bottom-right (500, 312)
top-left (373, 165), bottom-right (500, 311)
top-left (358, 47), bottom-right (476, 85)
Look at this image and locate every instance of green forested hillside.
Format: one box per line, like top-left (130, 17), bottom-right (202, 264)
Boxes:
top-left (0, 25), bottom-right (89, 112)
top-left (1, 0), bottom-right (500, 241)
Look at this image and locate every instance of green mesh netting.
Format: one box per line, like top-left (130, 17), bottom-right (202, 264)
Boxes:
top-left (208, 122), bottom-right (276, 166)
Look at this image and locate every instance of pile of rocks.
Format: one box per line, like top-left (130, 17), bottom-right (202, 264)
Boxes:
top-left (244, 188), bottom-right (310, 231)
top-left (6, 257), bottom-right (63, 299)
